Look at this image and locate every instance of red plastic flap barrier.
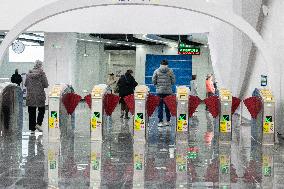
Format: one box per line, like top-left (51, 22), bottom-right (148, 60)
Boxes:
top-left (146, 94), bottom-right (160, 117)
top-left (124, 94), bottom-right (135, 115)
top-left (84, 94), bottom-right (91, 109)
top-left (188, 95), bottom-right (202, 117)
top-left (243, 96), bottom-right (262, 119)
top-left (232, 96), bottom-right (241, 114)
top-left (163, 95), bottom-right (177, 117)
top-left (204, 96), bottom-right (220, 118)
top-left (104, 94), bottom-right (120, 116)
top-left (243, 160), bottom-right (262, 183)
top-left (62, 93), bottom-right (82, 115)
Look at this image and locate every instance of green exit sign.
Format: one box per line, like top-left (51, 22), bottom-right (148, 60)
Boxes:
top-left (178, 43), bottom-right (200, 55)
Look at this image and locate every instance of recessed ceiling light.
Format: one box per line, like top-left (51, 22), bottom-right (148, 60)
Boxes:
top-left (106, 41), bottom-right (112, 44)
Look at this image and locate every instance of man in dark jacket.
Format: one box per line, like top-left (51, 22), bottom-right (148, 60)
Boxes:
top-left (25, 60), bottom-right (49, 134)
top-left (152, 60), bottom-right (176, 127)
top-left (11, 69), bottom-right (22, 86)
top-left (117, 70), bottom-right (138, 119)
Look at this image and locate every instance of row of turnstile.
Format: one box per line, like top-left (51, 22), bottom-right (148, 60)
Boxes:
top-left (47, 84), bottom-right (276, 145)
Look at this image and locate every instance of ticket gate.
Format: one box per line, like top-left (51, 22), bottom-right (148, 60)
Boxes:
top-left (90, 84), bottom-right (108, 141)
top-left (219, 89), bottom-right (233, 142)
top-left (90, 141), bottom-right (103, 188)
top-left (48, 84), bottom-right (74, 141)
top-left (133, 142), bottom-right (146, 188)
top-left (0, 82), bottom-right (23, 132)
top-left (253, 89), bottom-right (275, 145)
top-left (176, 86), bottom-right (190, 143)
top-left (133, 85), bottom-right (149, 143)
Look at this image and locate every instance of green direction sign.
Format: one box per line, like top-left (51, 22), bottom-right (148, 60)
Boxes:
top-left (179, 114), bottom-right (186, 121)
top-left (187, 152), bottom-right (197, 159)
top-left (93, 112), bottom-right (100, 119)
top-left (135, 113), bottom-right (143, 121)
top-left (221, 164), bottom-right (229, 174)
top-left (51, 111), bottom-right (57, 118)
top-left (178, 164), bottom-right (186, 172)
top-left (135, 162), bottom-right (143, 170)
top-left (265, 116), bottom-right (272, 123)
top-left (263, 166), bottom-right (272, 176)
top-left (92, 160), bottom-right (100, 170)
top-left (222, 115), bottom-right (230, 122)
top-left (50, 160), bottom-right (57, 169)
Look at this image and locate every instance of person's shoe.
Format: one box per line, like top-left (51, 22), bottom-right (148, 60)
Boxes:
top-left (120, 115), bottom-right (124, 118)
top-left (30, 130), bottom-right (35, 135)
top-left (125, 116), bottom-right (130, 119)
top-left (158, 122), bottom-right (164, 127)
top-left (164, 121), bottom-right (170, 126)
top-left (35, 124), bottom-right (43, 132)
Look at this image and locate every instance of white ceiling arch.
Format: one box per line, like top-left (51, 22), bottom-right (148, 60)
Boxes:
top-left (0, 0), bottom-right (272, 70)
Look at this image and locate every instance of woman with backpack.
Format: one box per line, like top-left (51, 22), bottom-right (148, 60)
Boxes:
top-left (117, 70), bottom-right (138, 119)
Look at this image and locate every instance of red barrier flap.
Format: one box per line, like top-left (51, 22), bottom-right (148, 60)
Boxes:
top-left (146, 94), bottom-right (160, 117)
top-left (62, 93), bottom-right (82, 115)
top-left (163, 95), bottom-right (177, 117)
top-left (84, 94), bottom-right (91, 109)
top-left (243, 160), bottom-right (262, 183)
top-left (124, 94), bottom-right (135, 115)
top-left (243, 97), bottom-right (262, 119)
top-left (104, 94), bottom-right (120, 116)
top-left (188, 95), bottom-right (202, 118)
top-left (204, 96), bottom-right (220, 118)
top-left (232, 96), bottom-right (241, 114)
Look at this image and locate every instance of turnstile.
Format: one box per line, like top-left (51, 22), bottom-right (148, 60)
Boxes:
top-left (176, 86), bottom-right (190, 143)
top-left (90, 84), bottom-right (108, 141)
top-left (48, 84), bottom-right (74, 141)
top-left (0, 82), bottom-right (23, 132)
top-left (133, 85), bottom-right (149, 143)
top-left (253, 89), bottom-right (275, 145)
top-left (219, 89), bottom-right (232, 142)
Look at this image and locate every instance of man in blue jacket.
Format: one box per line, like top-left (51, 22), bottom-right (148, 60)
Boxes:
top-left (152, 60), bottom-right (176, 127)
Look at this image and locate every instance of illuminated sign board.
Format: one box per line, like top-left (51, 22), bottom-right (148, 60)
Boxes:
top-left (178, 43), bottom-right (200, 55)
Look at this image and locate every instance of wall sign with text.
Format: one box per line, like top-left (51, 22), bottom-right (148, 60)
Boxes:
top-left (178, 43), bottom-right (200, 55)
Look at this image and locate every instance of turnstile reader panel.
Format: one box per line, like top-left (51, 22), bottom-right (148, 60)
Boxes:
top-left (219, 89), bottom-right (232, 142)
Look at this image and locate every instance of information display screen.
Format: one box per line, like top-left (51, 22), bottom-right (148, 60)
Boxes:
top-left (51, 111), bottom-right (58, 118)
top-left (178, 114), bottom-right (186, 121)
top-left (136, 113), bottom-right (144, 120)
top-left (178, 43), bottom-right (200, 55)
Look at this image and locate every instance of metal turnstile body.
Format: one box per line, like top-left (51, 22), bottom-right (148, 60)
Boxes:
top-left (48, 84), bottom-right (73, 141)
top-left (133, 142), bottom-right (145, 188)
top-left (176, 86), bottom-right (190, 143)
top-left (253, 89), bottom-right (275, 145)
top-left (90, 141), bottom-right (102, 188)
top-left (218, 143), bottom-right (231, 188)
top-left (133, 85), bottom-right (149, 143)
top-left (90, 84), bottom-right (107, 141)
top-left (0, 82), bottom-right (23, 132)
top-left (219, 89), bottom-right (232, 142)
top-left (48, 142), bottom-right (60, 187)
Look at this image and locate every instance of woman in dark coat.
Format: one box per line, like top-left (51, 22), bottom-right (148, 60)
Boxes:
top-left (117, 70), bottom-right (138, 119)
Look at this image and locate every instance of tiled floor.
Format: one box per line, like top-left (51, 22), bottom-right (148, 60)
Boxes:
top-left (0, 103), bottom-right (284, 189)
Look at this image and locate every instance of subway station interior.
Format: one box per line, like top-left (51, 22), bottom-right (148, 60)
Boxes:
top-left (0, 0), bottom-right (284, 188)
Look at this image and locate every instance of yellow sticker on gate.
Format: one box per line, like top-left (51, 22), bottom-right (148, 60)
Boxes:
top-left (220, 155), bottom-right (228, 165)
top-left (49, 117), bottom-right (55, 128)
top-left (220, 121), bottom-right (227, 133)
top-left (48, 150), bottom-right (54, 160)
top-left (91, 118), bottom-right (97, 129)
top-left (91, 152), bottom-right (97, 161)
top-left (177, 120), bottom-right (183, 131)
top-left (135, 120), bottom-right (141, 130)
top-left (263, 122), bottom-right (270, 133)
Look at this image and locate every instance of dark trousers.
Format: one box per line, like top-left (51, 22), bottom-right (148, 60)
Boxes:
top-left (28, 106), bottom-right (45, 131)
top-left (120, 98), bottom-right (129, 116)
top-left (205, 92), bottom-right (215, 110)
top-left (158, 94), bottom-right (171, 123)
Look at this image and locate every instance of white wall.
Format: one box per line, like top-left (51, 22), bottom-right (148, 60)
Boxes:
top-left (44, 33), bottom-right (77, 93)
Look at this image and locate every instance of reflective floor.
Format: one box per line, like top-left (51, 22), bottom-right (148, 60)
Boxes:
top-left (0, 103), bottom-right (284, 188)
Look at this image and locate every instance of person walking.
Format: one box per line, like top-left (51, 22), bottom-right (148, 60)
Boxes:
top-left (205, 74), bottom-right (215, 110)
top-left (117, 70), bottom-right (138, 119)
top-left (11, 69), bottom-right (22, 86)
top-left (25, 60), bottom-right (49, 134)
top-left (107, 73), bottom-right (117, 94)
top-left (190, 75), bottom-right (198, 96)
top-left (152, 60), bottom-right (176, 127)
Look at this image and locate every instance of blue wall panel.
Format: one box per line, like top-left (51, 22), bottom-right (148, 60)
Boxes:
top-left (145, 54), bottom-right (192, 93)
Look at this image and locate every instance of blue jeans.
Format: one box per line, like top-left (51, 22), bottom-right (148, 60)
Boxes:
top-left (158, 94), bottom-right (171, 123)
